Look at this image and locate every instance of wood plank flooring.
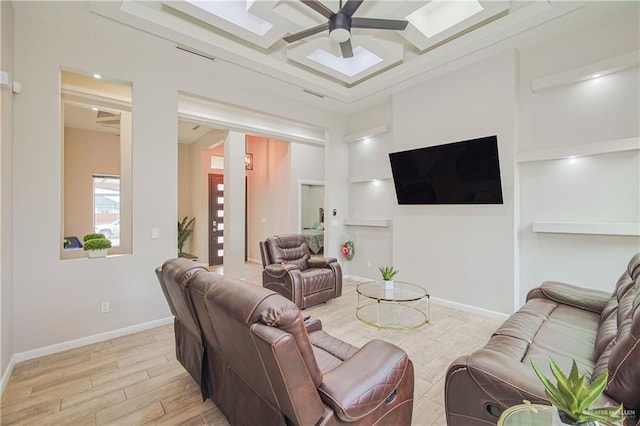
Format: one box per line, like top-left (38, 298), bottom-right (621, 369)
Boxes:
top-left (1, 263), bottom-right (502, 425)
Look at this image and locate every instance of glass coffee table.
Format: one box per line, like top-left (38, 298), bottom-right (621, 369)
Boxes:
top-left (356, 280), bottom-right (430, 329)
top-left (497, 403), bottom-right (553, 426)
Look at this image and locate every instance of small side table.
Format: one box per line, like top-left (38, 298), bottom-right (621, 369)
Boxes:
top-left (498, 403), bottom-right (554, 426)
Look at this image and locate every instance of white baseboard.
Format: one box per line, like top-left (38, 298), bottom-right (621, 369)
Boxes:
top-left (344, 274), bottom-right (374, 283)
top-left (0, 354), bottom-right (17, 395)
top-left (12, 316), bottom-right (174, 365)
top-left (344, 275), bottom-right (509, 321)
top-left (430, 297), bottom-right (510, 321)
top-left (247, 258), bottom-right (262, 265)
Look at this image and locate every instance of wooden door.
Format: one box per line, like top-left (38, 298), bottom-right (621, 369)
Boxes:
top-left (208, 174), bottom-right (224, 266)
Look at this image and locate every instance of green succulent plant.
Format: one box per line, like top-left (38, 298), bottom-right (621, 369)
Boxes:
top-left (531, 358), bottom-right (623, 425)
top-left (379, 266), bottom-right (399, 281)
top-left (83, 233), bottom-right (107, 242)
top-left (83, 236), bottom-right (112, 251)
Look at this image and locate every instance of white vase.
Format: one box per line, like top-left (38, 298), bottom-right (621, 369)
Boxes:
top-left (88, 249), bottom-right (107, 258)
top-left (384, 280), bottom-right (394, 290)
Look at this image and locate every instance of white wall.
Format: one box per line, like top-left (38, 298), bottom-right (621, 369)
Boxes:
top-left (63, 128), bottom-right (120, 239)
top-left (392, 51), bottom-right (517, 315)
top-left (517, 9), bottom-right (640, 302)
top-left (246, 138), bottom-right (324, 263)
top-left (1, 0), bottom-right (15, 376)
top-left (10, 3), bottom-right (339, 354)
top-left (345, 101), bottom-right (394, 279)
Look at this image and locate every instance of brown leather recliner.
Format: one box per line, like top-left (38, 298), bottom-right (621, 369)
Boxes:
top-left (157, 258), bottom-right (415, 425)
top-left (260, 234), bottom-right (342, 309)
top-left (155, 258), bottom-right (214, 400)
top-left (445, 253), bottom-right (640, 426)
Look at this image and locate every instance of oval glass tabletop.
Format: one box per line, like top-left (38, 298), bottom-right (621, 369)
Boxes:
top-left (357, 280), bottom-right (429, 302)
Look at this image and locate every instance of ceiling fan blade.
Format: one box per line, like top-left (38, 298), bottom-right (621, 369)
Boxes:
top-left (300, 0), bottom-right (334, 19)
top-left (340, 39), bottom-right (354, 58)
top-left (283, 23), bottom-right (329, 43)
top-left (339, 0), bottom-right (363, 17)
top-left (351, 17), bottom-right (408, 31)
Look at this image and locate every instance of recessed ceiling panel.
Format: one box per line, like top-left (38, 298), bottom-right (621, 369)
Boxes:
top-left (401, 0), bottom-right (510, 50)
top-left (164, 0), bottom-right (301, 48)
top-left (287, 36), bottom-right (404, 85)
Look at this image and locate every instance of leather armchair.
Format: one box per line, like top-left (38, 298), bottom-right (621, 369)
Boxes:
top-left (260, 234), bottom-right (342, 309)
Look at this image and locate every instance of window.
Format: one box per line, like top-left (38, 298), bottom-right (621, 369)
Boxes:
top-left (93, 175), bottom-right (120, 246)
top-left (60, 70), bottom-right (132, 259)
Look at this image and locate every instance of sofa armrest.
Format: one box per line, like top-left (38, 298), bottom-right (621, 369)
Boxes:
top-left (527, 281), bottom-right (610, 314)
top-left (264, 263), bottom-right (300, 278)
top-left (303, 316), bottom-right (322, 333)
top-left (318, 339), bottom-right (410, 421)
top-left (308, 257), bottom-right (337, 268)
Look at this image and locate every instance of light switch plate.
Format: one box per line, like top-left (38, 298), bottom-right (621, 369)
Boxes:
top-left (151, 227), bottom-right (160, 239)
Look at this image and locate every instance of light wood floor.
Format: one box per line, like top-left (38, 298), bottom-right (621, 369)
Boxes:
top-left (1, 263), bottom-right (502, 425)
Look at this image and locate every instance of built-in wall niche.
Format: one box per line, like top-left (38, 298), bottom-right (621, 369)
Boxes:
top-left (60, 70), bottom-right (132, 259)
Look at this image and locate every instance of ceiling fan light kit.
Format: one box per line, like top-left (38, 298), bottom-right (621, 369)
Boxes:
top-left (284, 0), bottom-right (408, 58)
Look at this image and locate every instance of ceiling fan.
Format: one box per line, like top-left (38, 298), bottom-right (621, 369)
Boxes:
top-left (283, 0), bottom-right (409, 58)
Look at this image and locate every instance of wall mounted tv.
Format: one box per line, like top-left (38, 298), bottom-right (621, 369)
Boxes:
top-left (389, 135), bottom-right (503, 205)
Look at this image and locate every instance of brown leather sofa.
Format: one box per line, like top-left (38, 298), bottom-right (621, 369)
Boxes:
top-left (260, 234), bottom-right (342, 309)
top-left (445, 253), bottom-right (640, 425)
top-left (156, 258), bottom-right (414, 425)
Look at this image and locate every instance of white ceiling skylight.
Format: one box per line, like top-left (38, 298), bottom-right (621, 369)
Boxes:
top-left (186, 0), bottom-right (273, 36)
top-left (307, 47), bottom-right (384, 77)
top-left (407, 0), bottom-right (484, 38)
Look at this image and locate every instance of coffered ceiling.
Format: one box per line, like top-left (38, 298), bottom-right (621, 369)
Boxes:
top-left (89, 1), bottom-right (610, 108)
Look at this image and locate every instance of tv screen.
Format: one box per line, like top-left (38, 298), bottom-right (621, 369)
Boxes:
top-left (389, 136), bottom-right (503, 205)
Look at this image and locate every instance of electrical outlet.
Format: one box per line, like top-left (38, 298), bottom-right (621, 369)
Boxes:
top-left (101, 301), bottom-right (110, 313)
top-left (367, 261), bottom-right (372, 268)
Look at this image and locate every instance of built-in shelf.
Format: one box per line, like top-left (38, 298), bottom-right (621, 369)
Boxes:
top-left (532, 221), bottom-right (640, 236)
top-left (531, 50), bottom-right (639, 93)
top-left (516, 137), bottom-right (639, 163)
top-left (344, 218), bottom-right (391, 227)
top-left (349, 176), bottom-right (392, 184)
top-left (344, 125), bottom-right (389, 143)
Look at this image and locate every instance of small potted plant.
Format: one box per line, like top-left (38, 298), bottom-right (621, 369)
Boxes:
top-left (83, 233), bottom-right (112, 258)
top-left (178, 216), bottom-right (195, 258)
top-left (531, 358), bottom-right (623, 425)
top-left (379, 266), bottom-right (399, 290)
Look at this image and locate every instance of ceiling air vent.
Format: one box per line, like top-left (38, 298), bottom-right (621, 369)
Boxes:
top-left (96, 110), bottom-right (120, 128)
top-left (303, 89), bottom-right (325, 99)
top-left (176, 45), bottom-right (216, 62)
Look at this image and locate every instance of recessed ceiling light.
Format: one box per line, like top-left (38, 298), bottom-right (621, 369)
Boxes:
top-left (591, 73), bottom-right (601, 79)
top-left (93, 74), bottom-right (102, 79)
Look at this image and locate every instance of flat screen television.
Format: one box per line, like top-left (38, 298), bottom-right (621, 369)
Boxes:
top-left (389, 135), bottom-right (503, 205)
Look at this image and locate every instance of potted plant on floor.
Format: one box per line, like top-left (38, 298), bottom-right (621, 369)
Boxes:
top-left (83, 233), bottom-right (112, 258)
top-left (178, 216), bottom-right (195, 258)
top-left (379, 266), bottom-right (399, 290)
top-left (531, 358), bottom-right (623, 425)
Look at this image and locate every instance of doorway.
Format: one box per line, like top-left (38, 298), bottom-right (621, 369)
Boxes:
top-left (299, 181), bottom-right (325, 255)
top-left (208, 174), bottom-right (224, 266)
